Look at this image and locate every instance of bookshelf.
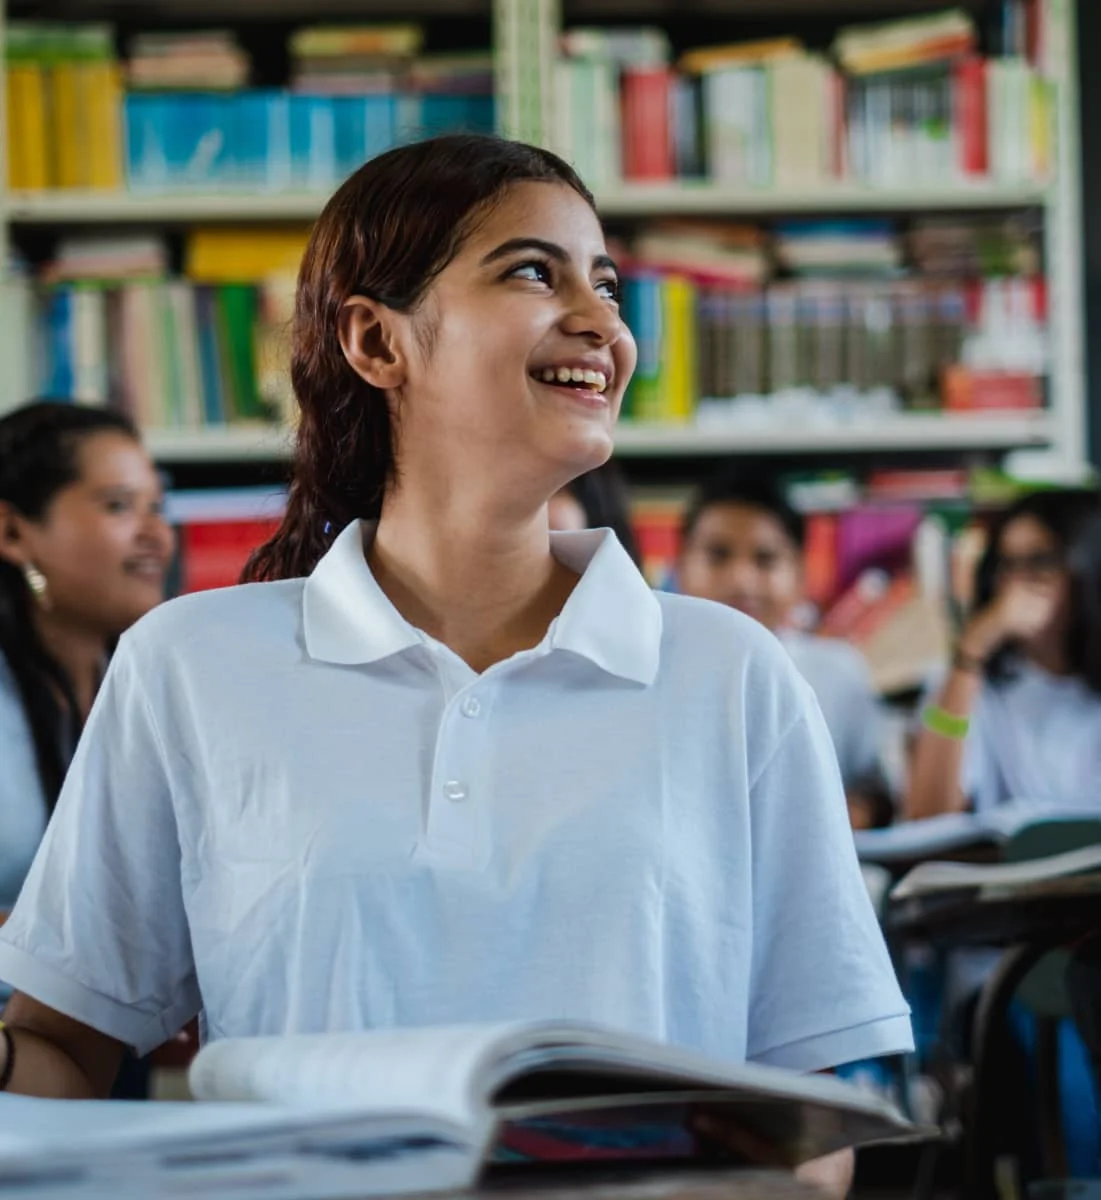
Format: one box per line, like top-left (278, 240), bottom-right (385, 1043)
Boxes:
top-left (5, 180), bottom-right (1050, 224)
top-left (0, 0), bottom-right (1087, 470)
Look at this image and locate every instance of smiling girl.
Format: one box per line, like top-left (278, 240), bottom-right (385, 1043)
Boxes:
top-left (0, 137), bottom-right (908, 1194)
top-left (0, 402), bottom-right (174, 917)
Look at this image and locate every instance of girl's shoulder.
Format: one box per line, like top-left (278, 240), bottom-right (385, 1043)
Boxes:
top-left (122, 577), bottom-right (310, 666)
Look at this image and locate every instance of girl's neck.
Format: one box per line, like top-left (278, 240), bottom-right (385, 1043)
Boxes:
top-left (369, 489), bottom-right (579, 674)
top-left (31, 612), bottom-right (107, 720)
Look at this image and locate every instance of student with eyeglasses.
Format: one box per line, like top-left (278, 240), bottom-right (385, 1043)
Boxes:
top-left (905, 488), bottom-right (1101, 820)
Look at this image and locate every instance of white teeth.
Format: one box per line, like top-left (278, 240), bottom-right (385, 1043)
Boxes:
top-left (535, 366), bottom-right (609, 392)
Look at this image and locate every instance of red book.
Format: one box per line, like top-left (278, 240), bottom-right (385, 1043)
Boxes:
top-left (803, 513), bottom-right (839, 610)
top-left (953, 56), bottom-right (988, 177)
top-left (621, 68), bottom-right (675, 181)
top-left (180, 518), bottom-right (282, 593)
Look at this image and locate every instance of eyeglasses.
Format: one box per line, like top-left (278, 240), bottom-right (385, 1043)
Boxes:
top-left (992, 551), bottom-right (1065, 580)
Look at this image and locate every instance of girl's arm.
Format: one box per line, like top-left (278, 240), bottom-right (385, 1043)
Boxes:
top-left (903, 581), bottom-right (1056, 820)
top-left (1, 991), bottom-right (124, 1098)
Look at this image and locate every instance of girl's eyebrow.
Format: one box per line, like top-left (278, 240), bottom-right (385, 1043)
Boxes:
top-left (479, 237), bottom-right (619, 276)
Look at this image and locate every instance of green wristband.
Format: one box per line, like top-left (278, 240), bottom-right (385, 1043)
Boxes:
top-left (922, 704), bottom-right (971, 740)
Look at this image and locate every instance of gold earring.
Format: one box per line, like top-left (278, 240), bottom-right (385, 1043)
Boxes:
top-left (22, 563), bottom-right (51, 611)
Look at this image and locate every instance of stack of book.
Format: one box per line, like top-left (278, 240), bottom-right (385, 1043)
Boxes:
top-left (5, 22), bottom-right (123, 190)
top-left (6, 20), bottom-right (495, 194)
top-left (619, 220), bottom-right (1045, 426)
top-left (30, 230), bottom-right (304, 428)
top-left (555, 7), bottom-right (1053, 190)
top-left (125, 29), bottom-right (250, 91)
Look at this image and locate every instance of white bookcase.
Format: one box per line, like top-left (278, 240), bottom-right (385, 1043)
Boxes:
top-left (0, 0), bottom-right (1087, 468)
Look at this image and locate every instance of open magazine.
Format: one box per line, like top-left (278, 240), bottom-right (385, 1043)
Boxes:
top-left (0, 1021), bottom-right (922, 1199)
top-left (891, 841), bottom-right (1101, 902)
top-left (854, 803), bottom-right (1101, 866)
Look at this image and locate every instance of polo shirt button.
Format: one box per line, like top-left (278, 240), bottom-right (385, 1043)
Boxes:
top-left (460, 696), bottom-right (482, 718)
top-left (443, 780), bottom-right (469, 803)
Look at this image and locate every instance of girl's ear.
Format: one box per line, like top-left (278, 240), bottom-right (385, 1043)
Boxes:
top-left (338, 297), bottom-right (409, 390)
top-left (0, 501), bottom-right (32, 570)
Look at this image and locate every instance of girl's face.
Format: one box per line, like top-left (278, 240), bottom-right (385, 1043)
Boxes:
top-left (385, 181), bottom-right (637, 506)
top-left (0, 432), bottom-right (175, 635)
top-left (678, 503), bottom-right (802, 632)
top-left (993, 513), bottom-right (1071, 638)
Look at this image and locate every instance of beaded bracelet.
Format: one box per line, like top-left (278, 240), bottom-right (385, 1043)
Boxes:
top-left (922, 704), bottom-right (971, 741)
top-left (0, 1021), bottom-right (14, 1092)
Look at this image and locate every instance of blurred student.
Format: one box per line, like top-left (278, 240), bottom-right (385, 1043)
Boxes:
top-left (0, 402), bottom-right (174, 915)
top-left (678, 475), bottom-right (892, 829)
top-left (548, 459), bottom-right (640, 564)
top-left (905, 488), bottom-right (1101, 820)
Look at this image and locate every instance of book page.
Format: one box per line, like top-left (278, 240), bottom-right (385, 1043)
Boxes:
top-left (855, 802), bottom-right (1101, 864)
top-left (190, 1021), bottom-right (539, 1130)
top-left (0, 1094), bottom-right (476, 1199)
top-left (891, 842), bottom-right (1101, 900)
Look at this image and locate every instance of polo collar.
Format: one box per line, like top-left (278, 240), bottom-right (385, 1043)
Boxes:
top-left (302, 520), bottom-right (662, 685)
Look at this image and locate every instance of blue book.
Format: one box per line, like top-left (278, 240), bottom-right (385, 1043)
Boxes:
top-left (363, 94), bottom-right (398, 161)
top-left (289, 95), bottom-right (336, 188)
top-left (41, 289), bottom-right (75, 399)
top-left (124, 94), bottom-right (169, 190)
top-left (333, 96), bottom-right (367, 181)
top-left (194, 287), bottom-right (225, 426)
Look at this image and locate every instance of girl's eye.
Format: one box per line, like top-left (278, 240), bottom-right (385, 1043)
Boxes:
top-left (509, 261), bottom-right (552, 285)
top-left (596, 278), bottom-right (620, 302)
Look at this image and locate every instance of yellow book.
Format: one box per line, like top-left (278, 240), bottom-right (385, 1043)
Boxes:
top-left (1028, 74), bottom-right (1054, 182)
top-left (185, 228), bottom-right (312, 283)
top-left (84, 60), bottom-right (123, 189)
top-left (5, 70), bottom-right (28, 188)
top-left (6, 62), bottom-right (50, 189)
top-left (49, 59), bottom-right (82, 187)
top-left (678, 37), bottom-right (802, 75)
top-left (662, 276), bottom-right (697, 424)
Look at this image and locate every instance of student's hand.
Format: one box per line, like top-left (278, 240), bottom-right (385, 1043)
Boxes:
top-left (960, 580), bottom-right (1060, 662)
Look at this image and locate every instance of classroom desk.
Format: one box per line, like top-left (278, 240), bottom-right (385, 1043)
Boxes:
top-left (888, 873), bottom-right (1101, 1200)
top-left (403, 1169), bottom-right (824, 1199)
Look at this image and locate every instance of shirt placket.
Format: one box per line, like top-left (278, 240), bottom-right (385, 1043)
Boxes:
top-left (416, 646), bottom-right (493, 870)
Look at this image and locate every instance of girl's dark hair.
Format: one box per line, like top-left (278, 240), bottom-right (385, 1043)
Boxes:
top-left (244, 134), bottom-right (594, 583)
top-left (681, 473), bottom-right (805, 550)
top-left (567, 461), bottom-right (641, 566)
top-left (0, 400), bottom-right (139, 808)
top-left (973, 487), bottom-right (1101, 690)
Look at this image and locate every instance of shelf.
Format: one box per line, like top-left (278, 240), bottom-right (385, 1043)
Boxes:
top-left (6, 181), bottom-right (1051, 225)
top-left (595, 181), bottom-right (1051, 218)
top-left (612, 413), bottom-right (1055, 456)
top-left (142, 413), bottom-right (1053, 462)
top-left (5, 191), bottom-right (334, 224)
top-left (144, 425), bottom-right (294, 462)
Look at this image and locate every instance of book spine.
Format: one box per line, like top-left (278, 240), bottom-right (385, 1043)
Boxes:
top-left (49, 60), bottom-right (82, 188)
top-left (621, 68), bottom-right (674, 181)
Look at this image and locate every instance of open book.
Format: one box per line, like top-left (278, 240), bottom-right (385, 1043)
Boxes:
top-left (854, 803), bottom-right (1101, 866)
top-left (0, 1021), bottom-right (921, 1199)
top-left (891, 841), bottom-right (1101, 902)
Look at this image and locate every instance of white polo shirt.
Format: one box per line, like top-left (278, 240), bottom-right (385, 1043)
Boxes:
top-left (0, 522), bottom-right (911, 1070)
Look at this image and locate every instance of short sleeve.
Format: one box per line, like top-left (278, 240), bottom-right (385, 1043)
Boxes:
top-left (0, 660), bottom-right (49, 909)
top-left (0, 635), bottom-right (200, 1055)
top-left (747, 692), bottom-right (913, 1072)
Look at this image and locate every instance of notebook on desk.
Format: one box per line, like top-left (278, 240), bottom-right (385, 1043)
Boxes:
top-left (0, 1020), bottom-right (923, 1199)
top-left (854, 803), bottom-right (1101, 866)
